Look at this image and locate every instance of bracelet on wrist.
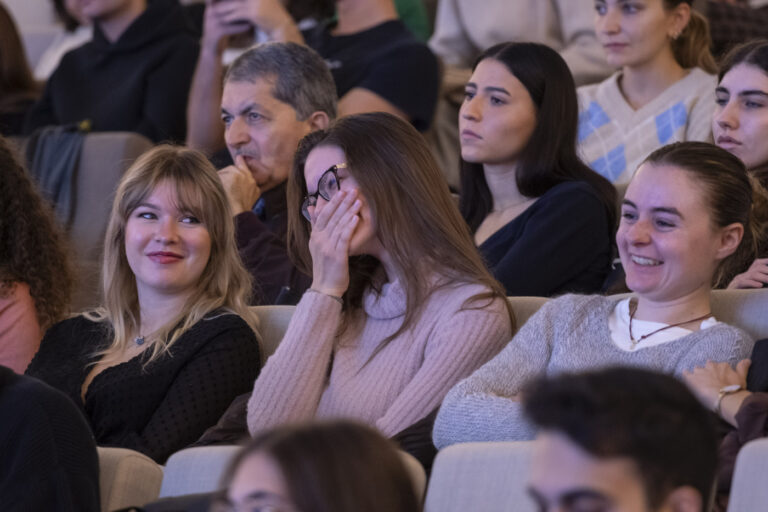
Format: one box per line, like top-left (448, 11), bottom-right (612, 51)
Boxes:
top-left (308, 288), bottom-right (343, 304)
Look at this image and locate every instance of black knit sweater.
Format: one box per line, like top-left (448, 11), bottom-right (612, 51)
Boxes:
top-left (26, 312), bottom-right (261, 463)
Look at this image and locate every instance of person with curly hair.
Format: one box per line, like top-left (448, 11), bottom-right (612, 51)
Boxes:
top-left (0, 137), bottom-right (73, 373)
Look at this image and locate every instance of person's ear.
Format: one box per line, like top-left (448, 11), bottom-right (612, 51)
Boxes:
top-left (668, 2), bottom-right (692, 40)
top-left (306, 111), bottom-right (330, 131)
top-left (661, 486), bottom-right (703, 512)
top-left (715, 222), bottom-right (745, 260)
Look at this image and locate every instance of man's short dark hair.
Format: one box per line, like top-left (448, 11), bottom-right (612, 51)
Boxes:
top-left (523, 367), bottom-right (718, 510)
top-left (225, 42), bottom-right (337, 121)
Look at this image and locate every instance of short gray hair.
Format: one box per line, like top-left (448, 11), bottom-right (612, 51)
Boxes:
top-left (225, 42), bottom-right (337, 121)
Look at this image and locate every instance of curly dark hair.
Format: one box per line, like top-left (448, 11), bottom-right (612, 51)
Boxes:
top-left (0, 136), bottom-right (73, 330)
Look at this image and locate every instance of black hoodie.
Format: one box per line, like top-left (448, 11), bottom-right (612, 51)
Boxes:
top-left (25, 0), bottom-right (199, 143)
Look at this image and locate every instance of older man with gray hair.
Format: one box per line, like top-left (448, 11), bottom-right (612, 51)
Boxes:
top-left (218, 42), bottom-right (337, 305)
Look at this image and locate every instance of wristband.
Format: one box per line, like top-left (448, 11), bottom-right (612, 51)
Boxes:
top-left (308, 288), bottom-right (343, 305)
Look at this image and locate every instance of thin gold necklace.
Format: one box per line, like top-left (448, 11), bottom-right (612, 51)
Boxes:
top-left (628, 299), bottom-right (712, 350)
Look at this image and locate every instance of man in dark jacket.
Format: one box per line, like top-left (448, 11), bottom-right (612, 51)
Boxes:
top-left (24, 0), bottom-right (199, 143)
top-left (217, 42), bottom-right (337, 304)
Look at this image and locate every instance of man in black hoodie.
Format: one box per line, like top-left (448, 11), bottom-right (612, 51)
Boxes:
top-left (25, 0), bottom-right (199, 143)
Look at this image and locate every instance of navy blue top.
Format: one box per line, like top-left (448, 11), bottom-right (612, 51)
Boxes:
top-left (478, 180), bottom-right (613, 297)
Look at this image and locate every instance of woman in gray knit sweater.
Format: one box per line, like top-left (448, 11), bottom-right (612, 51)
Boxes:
top-left (434, 142), bottom-right (760, 447)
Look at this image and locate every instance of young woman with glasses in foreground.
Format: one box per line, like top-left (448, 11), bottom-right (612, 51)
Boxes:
top-left (245, 113), bottom-right (513, 456)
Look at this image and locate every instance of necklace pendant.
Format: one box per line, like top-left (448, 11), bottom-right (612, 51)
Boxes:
top-left (135, 336), bottom-right (145, 346)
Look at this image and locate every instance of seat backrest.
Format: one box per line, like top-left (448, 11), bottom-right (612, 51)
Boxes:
top-left (69, 132), bottom-right (153, 309)
top-left (727, 438), bottom-right (768, 512)
top-left (97, 446), bottom-right (163, 511)
top-left (508, 289), bottom-right (768, 340)
top-left (159, 445), bottom-right (240, 498)
top-left (424, 442), bottom-right (536, 512)
top-left (249, 305), bottom-right (296, 363)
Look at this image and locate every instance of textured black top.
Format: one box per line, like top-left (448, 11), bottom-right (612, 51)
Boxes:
top-left (478, 180), bottom-right (613, 297)
top-left (0, 365), bottom-right (100, 511)
top-left (26, 312), bottom-right (261, 463)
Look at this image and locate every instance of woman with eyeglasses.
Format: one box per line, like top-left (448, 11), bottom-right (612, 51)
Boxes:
top-left (245, 112), bottom-right (513, 457)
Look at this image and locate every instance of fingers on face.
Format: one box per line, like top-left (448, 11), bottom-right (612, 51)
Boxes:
top-left (313, 189), bottom-right (359, 229)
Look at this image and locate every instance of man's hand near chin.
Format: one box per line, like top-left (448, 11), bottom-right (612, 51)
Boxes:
top-left (218, 155), bottom-right (263, 215)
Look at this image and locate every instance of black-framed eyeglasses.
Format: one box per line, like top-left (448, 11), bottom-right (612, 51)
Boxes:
top-left (301, 163), bottom-right (347, 221)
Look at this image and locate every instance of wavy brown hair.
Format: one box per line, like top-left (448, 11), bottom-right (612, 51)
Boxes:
top-left (287, 113), bottom-right (514, 344)
top-left (0, 136), bottom-right (73, 329)
top-left (87, 145), bottom-right (259, 366)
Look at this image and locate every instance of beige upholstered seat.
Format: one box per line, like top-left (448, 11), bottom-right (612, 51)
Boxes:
top-left (728, 438), bottom-right (768, 512)
top-left (424, 441), bottom-right (536, 512)
top-left (97, 447), bottom-right (163, 512)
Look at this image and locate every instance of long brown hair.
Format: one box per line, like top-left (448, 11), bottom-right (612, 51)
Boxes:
top-left (287, 113), bottom-right (514, 342)
top-left (0, 3), bottom-right (39, 111)
top-left (666, 0), bottom-right (717, 73)
top-left (219, 420), bottom-right (421, 512)
top-left (87, 145), bottom-right (258, 365)
top-left (642, 141), bottom-right (768, 287)
top-left (0, 136), bottom-right (73, 330)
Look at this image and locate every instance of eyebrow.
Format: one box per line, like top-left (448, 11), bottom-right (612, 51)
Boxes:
top-left (135, 202), bottom-right (160, 210)
top-left (221, 102), bottom-right (271, 117)
top-left (716, 86), bottom-right (768, 98)
top-left (242, 490), bottom-right (290, 501)
top-left (561, 489), bottom-right (612, 506)
top-left (622, 199), bottom-right (684, 218)
top-left (465, 82), bottom-right (511, 95)
top-left (527, 486), bottom-right (612, 507)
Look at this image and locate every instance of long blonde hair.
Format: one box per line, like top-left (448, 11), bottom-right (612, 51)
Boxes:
top-left (87, 145), bottom-right (258, 365)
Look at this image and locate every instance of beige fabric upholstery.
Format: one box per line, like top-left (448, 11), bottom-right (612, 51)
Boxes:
top-left (424, 442), bottom-right (536, 512)
top-left (727, 438), bottom-right (768, 512)
top-left (97, 447), bottom-right (163, 511)
top-left (159, 445), bottom-right (240, 498)
top-left (249, 305), bottom-right (296, 362)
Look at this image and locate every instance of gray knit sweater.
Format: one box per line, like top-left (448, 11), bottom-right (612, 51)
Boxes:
top-left (433, 294), bottom-right (754, 448)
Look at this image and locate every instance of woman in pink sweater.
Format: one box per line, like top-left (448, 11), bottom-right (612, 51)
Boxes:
top-left (246, 113), bottom-right (513, 444)
top-left (0, 137), bottom-right (73, 373)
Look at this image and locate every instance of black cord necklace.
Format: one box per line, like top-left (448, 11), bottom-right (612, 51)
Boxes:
top-left (628, 299), bottom-right (712, 350)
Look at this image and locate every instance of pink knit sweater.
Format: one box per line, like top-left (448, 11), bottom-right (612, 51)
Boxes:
top-left (247, 278), bottom-right (512, 437)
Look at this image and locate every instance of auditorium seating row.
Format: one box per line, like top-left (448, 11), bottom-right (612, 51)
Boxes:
top-left (95, 289), bottom-right (768, 511)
